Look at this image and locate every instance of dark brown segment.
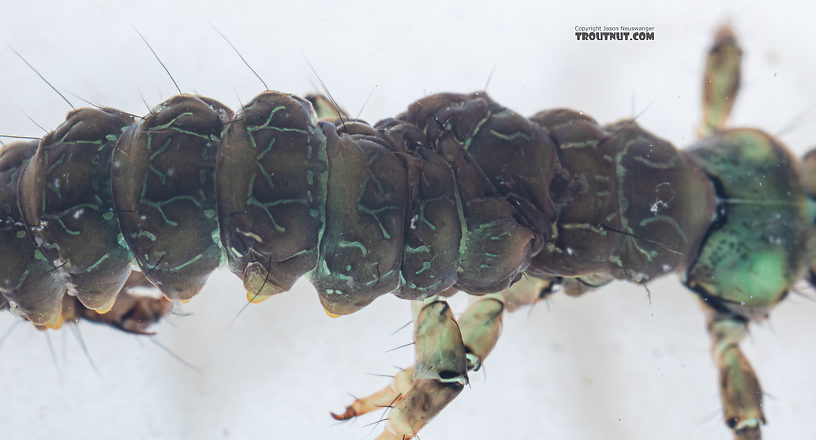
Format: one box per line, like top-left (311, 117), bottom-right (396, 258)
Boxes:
top-left (528, 109), bottom-right (618, 277)
top-left (529, 110), bottom-right (716, 283)
top-left (18, 108), bottom-right (134, 312)
top-left (0, 141), bottom-right (65, 325)
top-left (217, 91), bottom-right (327, 300)
top-left (398, 93), bottom-right (536, 293)
top-left (309, 124), bottom-right (408, 315)
top-left (112, 94), bottom-right (232, 301)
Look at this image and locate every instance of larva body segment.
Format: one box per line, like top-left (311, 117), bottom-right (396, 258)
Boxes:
top-left (113, 95), bottom-right (232, 301)
top-left (217, 92), bottom-right (328, 302)
top-left (0, 140), bottom-right (65, 325)
top-left (18, 108), bottom-right (134, 317)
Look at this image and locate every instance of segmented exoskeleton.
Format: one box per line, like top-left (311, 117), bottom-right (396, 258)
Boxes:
top-left (1, 25), bottom-right (813, 439)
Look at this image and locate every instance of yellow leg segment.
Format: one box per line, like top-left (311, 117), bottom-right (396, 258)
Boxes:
top-left (706, 308), bottom-right (765, 440)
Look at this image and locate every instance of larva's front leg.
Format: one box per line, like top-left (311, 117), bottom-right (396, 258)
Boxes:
top-left (331, 298), bottom-right (469, 438)
top-left (376, 299), bottom-right (469, 439)
top-left (332, 277), bottom-right (552, 438)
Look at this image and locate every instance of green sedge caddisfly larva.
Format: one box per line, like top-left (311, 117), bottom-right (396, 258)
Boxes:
top-left (1, 4), bottom-right (816, 440)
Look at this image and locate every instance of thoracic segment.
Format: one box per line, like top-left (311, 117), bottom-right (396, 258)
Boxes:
top-left (0, 89), bottom-right (811, 327)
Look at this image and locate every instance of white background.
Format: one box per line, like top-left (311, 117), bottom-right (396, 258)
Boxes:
top-left (0, 0), bottom-right (815, 439)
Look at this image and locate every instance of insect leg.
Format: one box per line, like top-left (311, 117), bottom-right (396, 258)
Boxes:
top-left (331, 298), bottom-right (466, 439)
top-left (704, 306), bottom-right (764, 440)
top-left (699, 24), bottom-right (742, 136)
top-left (333, 277), bottom-right (557, 437)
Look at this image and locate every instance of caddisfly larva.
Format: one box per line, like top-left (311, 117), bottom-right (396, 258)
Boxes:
top-left (1, 3), bottom-right (816, 440)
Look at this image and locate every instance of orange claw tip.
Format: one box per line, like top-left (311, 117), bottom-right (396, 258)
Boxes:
top-left (330, 407), bottom-right (357, 420)
top-left (323, 307), bottom-right (341, 319)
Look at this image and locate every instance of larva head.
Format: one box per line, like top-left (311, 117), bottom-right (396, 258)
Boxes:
top-left (684, 129), bottom-right (810, 318)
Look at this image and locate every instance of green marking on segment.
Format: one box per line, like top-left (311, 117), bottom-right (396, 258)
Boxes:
top-left (357, 205), bottom-right (397, 239)
top-left (246, 173), bottom-right (257, 199)
top-left (320, 260), bottom-right (331, 275)
top-left (236, 226), bottom-right (262, 243)
top-left (133, 230), bottom-right (157, 242)
top-left (147, 112), bottom-right (194, 133)
top-left (167, 254), bottom-right (203, 272)
top-left (46, 153), bottom-right (66, 174)
top-left (13, 268), bottom-right (30, 290)
top-left (117, 232), bottom-right (128, 249)
top-left (140, 200), bottom-right (179, 227)
top-left (416, 261), bottom-right (431, 275)
top-left (399, 270), bottom-right (407, 286)
top-left (639, 215), bottom-right (689, 243)
top-left (488, 129), bottom-right (531, 142)
top-left (249, 125), bottom-right (307, 135)
top-left (57, 124), bottom-right (78, 143)
top-left (632, 154), bottom-right (680, 169)
top-left (46, 182), bottom-right (62, 199)
top-left (149, 137), bottom-right (173, 161)
top-left (247, 105), bottom-right (286, 134)
top-left (161, 194), bottom-right (202, 207)
top-left (85, 253), bottom-right (111, 272)
top-left (148, 164), bottom-right (167, 185)
top-left (449, 167), bottom-right (468, 267)
top-left (614, 143), bottom-right (634, 233)
top-left (462, 111), bottom-right (491, 150)
top-left (169, 127), bottom-right (211, 140)
top-left (561, 139), bottom-right (600, 149)
top-left (33, 249), bottom-right (48, 262)
top-left (102, 212), bottom-right (114, 221)
top-left (338, 240), bottom-right (368, 256)
top-left (364, 151), bottom-right (387, 195)
top-left (204, 209), bottom-right (216, 219)
top-left (105, 134), bottom-right (117, 142)
top-left (631, 239), bottom-right (656, 262)
top-left (255, 162), bottom-right (276, 189)
top-left (561, 223), bottom-right (608, 235)
top-left (246, 198), bottom-right (286, 232)
top-left (41, 213), bottom-right (80, 235)
top-left (256, 138), bottom-right (277, 160)
top-left (404, 244), bottom-right (430, 254)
